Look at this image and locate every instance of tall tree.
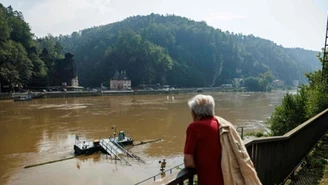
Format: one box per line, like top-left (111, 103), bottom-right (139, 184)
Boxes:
top-left (0, 4), bottom-right (47, 90)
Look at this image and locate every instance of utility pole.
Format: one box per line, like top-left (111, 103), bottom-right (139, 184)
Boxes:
top-left (112, 125), bottom-right (116, 140)
top-left (323, 14), bottom-right (328, 83)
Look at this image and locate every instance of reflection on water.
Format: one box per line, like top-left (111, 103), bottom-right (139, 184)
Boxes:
top-left (0, 91), bottom-right (288, 185)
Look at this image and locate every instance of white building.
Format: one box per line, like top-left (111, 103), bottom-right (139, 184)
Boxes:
top-left (71, 76), bottom-right (79, 87)
top-left (272, 80), bottom-right (285, 87)
top-left (110, 71), bottom-right (131, 90)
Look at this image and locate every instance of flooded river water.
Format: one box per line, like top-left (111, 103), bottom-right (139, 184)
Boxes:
top-left (0, 91), bottom-right (288, 185)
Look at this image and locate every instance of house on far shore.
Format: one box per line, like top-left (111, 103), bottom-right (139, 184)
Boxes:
top-left (110, 71), bottom-right (131, 90)
top-left (272, 80), bottom-right (285, 87)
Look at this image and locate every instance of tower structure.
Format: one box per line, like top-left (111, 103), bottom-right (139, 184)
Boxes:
top-left (323, 15), bottom-right (328, 83)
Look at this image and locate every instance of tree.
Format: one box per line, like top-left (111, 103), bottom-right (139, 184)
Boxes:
top-left (244, 77), bottom-right (262, 91)
top-left (96, 31), bottom-right (173, 86)
top-left (268, 87), bottom-right (307, 135)
top-left (0, 8), bottom-right (10, 41)
top-left (267, 54), bottom-right (326, 136)
top-left (0, 40), bottom-right (33, 89)
top-left (0, 4), bottom-right (47, 90)
top-left (37, 34), bottom-right (64, 59)
top-left (27, 47), bottom-right (47, 86)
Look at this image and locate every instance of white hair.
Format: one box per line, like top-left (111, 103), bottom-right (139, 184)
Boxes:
top-left (188, 94), bottom-right (215, 117)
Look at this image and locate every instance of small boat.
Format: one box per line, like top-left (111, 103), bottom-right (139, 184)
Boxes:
top-left (12, 92), bottom-right (46, 101)
top-left (13, 95), bottom-right (32, 101)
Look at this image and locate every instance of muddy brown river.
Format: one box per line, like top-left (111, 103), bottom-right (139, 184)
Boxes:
top-left (0, 91), bottom-right (288, 185)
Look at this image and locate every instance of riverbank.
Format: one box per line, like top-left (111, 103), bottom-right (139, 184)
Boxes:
top-left (0, 87), bottom-right (245, 100)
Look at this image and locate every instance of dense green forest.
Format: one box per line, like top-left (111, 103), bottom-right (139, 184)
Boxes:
top-left (0, 4), bottom-right (76, 91)
top-left (0, 5), bottom-right (321, 90)
top-left (0, 4), bottom-right (47, 90)
top-left (56, 14), bottom-right (321, 88)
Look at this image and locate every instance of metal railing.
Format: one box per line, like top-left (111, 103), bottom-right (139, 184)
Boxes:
top-left (164, 108), bottom-right (328, 185)
top-left (166, 168), bottom-right (196, 185)
top-left (113, 141), bottom-right (146, 163)
top-left (236, 126), bottom-right (244, 139)
top-left (99, 139), bottom-right (131, 166)
top-left (135, 163), bottom-right (185, 185)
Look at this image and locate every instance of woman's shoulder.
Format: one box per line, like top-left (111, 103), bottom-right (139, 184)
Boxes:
top-left (215, 116), bottom-right (233, 127)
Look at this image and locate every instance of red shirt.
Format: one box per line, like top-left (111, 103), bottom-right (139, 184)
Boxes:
top-left (184, 117), bottom-right (224, 185)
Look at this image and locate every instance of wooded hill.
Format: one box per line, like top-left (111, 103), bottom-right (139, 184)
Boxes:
top-left (56, 14), bottom-right (320, 88)
top-left (0, 4), bottom-right (321, 90)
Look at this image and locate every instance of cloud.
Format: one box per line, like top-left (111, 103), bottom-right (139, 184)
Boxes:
top-left (205, 12), bottom-right (247, 23)
top-left (23, 0), bottom-right (162, 37)
top-left (24, 0), bottom-right (119, 37)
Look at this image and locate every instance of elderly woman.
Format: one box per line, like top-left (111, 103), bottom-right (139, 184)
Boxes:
top-left (184, 94), bottom-right (261, 185)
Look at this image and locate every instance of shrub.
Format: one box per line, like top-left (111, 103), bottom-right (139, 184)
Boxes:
top-left (267, 86), bottom-right (308, 136)
top-left (245, 130), bottom-right (267, 137)
top-left (267, 53), bottom-right (328, 136)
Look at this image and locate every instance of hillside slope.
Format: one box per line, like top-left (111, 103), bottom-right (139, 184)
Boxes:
top-left (56, 14), bottom-right (321, 87)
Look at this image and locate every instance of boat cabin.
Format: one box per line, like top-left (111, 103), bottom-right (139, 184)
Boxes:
top-left (118, 131), bottom-right (125, 141)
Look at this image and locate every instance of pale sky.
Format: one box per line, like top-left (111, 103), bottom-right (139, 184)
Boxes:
top-left (1, 0), bottom-right (328, 51)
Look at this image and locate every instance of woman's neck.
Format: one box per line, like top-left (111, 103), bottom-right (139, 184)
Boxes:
top-left (193, 116), bottom-right (213, 121)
